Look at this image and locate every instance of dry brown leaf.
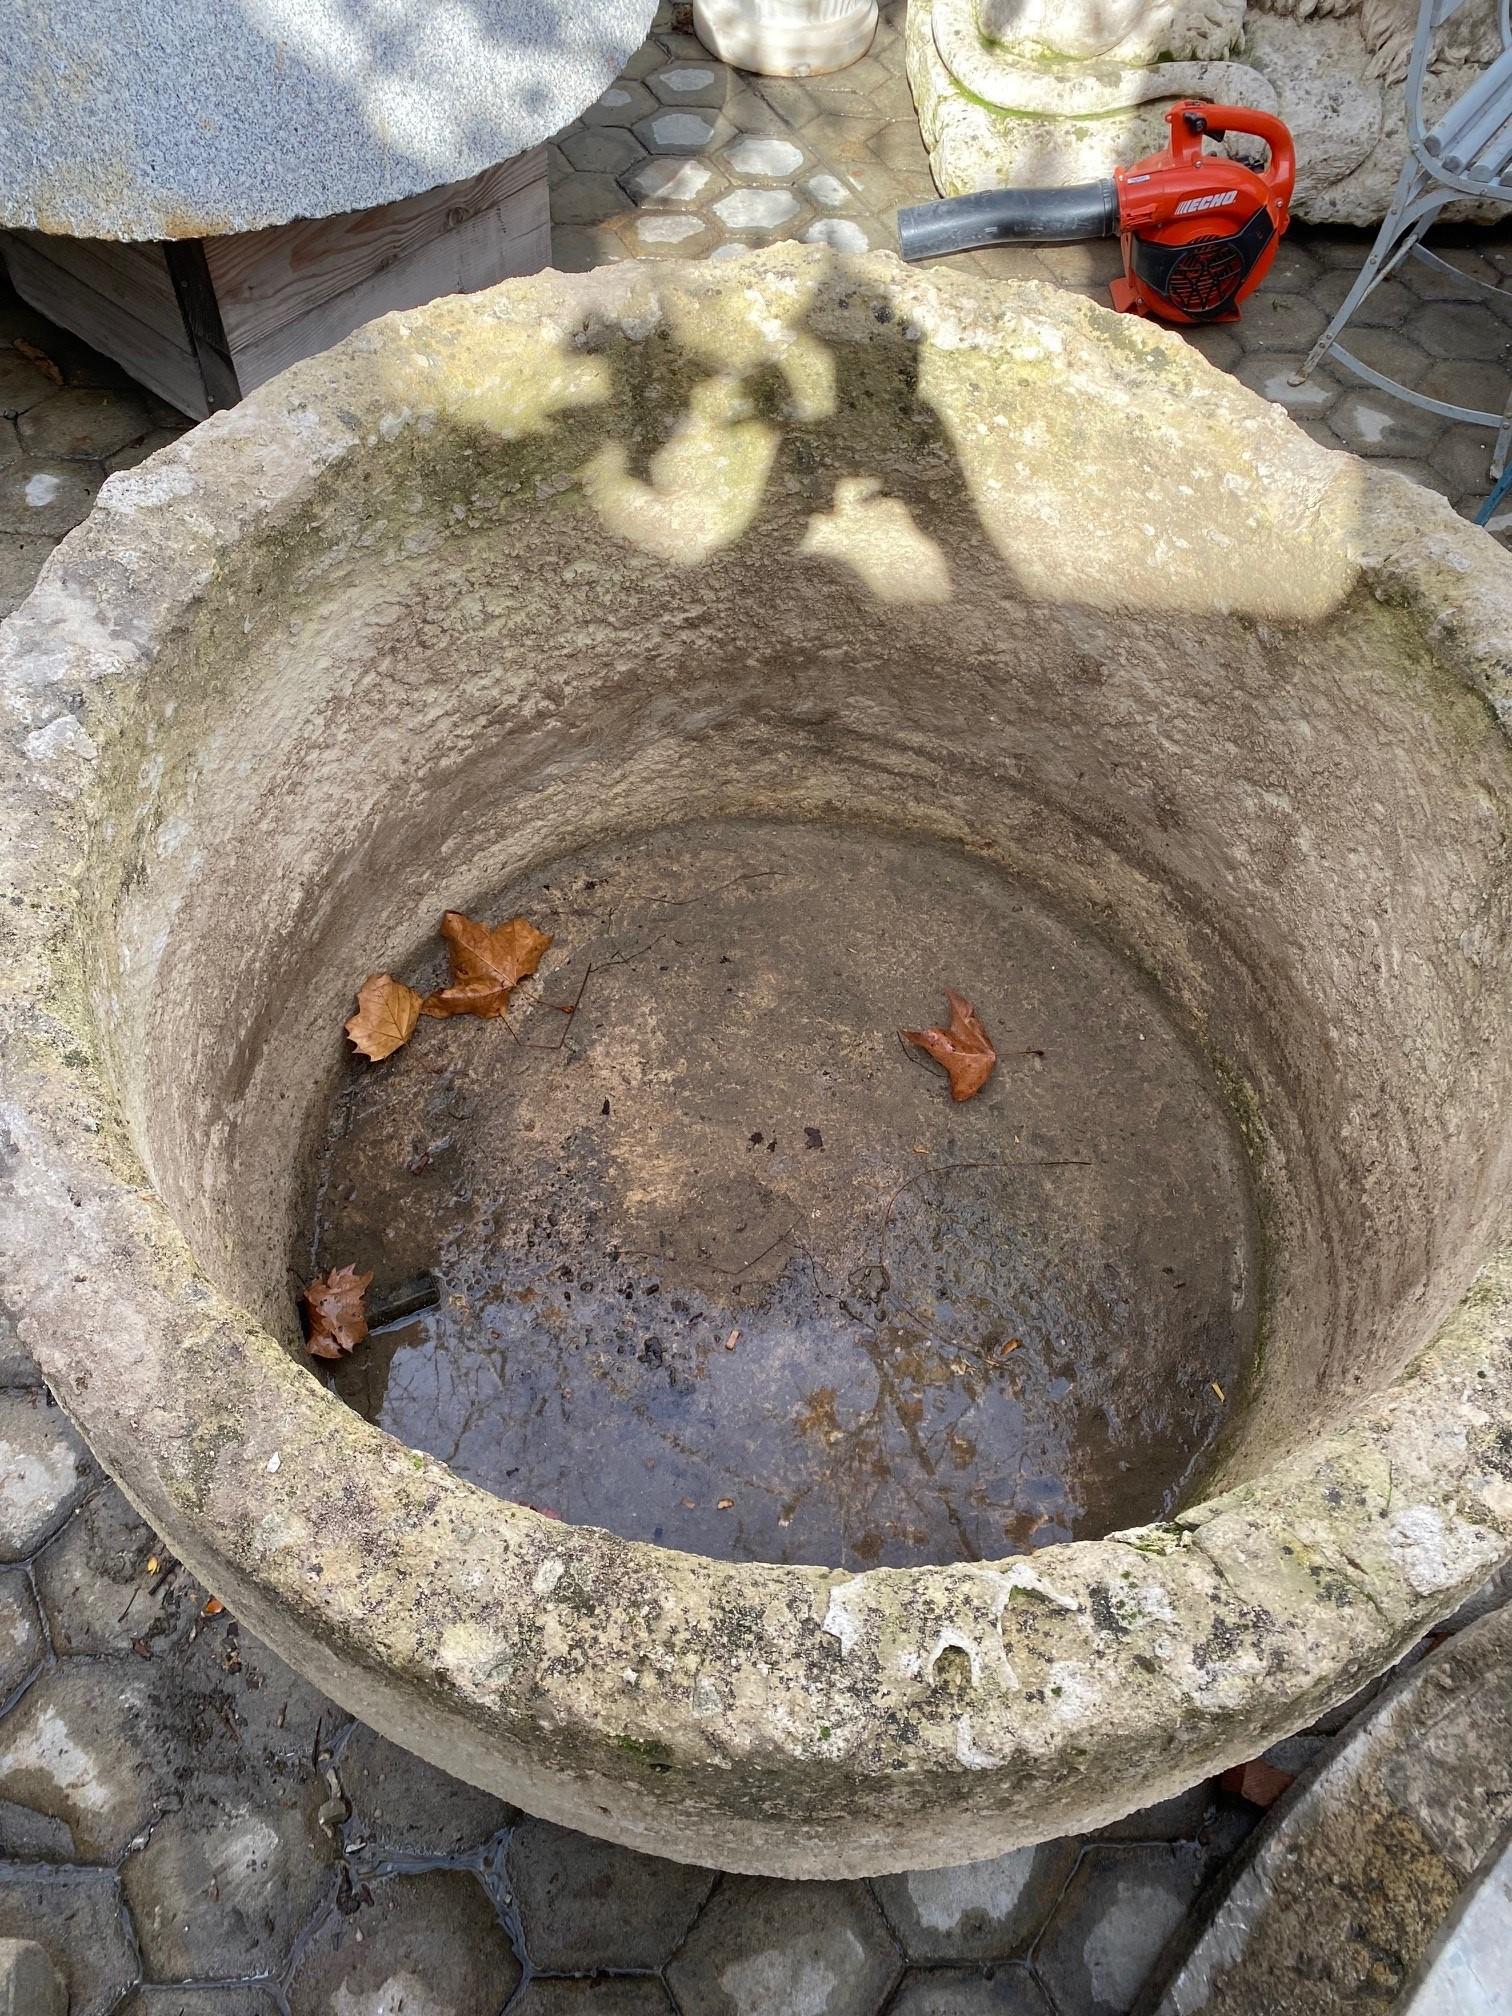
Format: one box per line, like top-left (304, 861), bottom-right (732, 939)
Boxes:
top-left (201, 1596), bottom-right (225, 1617)
top-left (345, 973), bottom-right (423, 1061)
top-left (717, 1497), bottom-right (734, 1510)
top-left (302, 1263), bottom-right (373, 1360)
top-left (420, 911), bottom-right (553, 1021)
top-left (15, 338), bottom-right (63, 385)
top-left (901, 988), bottom-right (997, 1102)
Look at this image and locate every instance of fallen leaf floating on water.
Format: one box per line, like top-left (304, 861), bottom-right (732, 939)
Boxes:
top-left (302, 1263), bottom-right (373, 1360)
top-left (901, 988), bottom-right (997, 1102)
top-left (345, 973), bottom-right (423, 1062)
top-left (421, 911), bottom-right (553, 1021)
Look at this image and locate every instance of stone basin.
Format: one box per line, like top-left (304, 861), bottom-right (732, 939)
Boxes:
top-left (2, 246), bottom-right (1511, 1878)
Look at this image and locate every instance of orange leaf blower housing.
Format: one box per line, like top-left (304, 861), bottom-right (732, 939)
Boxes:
top-left (898, 103), bottom-right (1296, 327)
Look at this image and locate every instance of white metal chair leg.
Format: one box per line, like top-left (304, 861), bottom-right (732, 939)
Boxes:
top-left (1292, 162), bottom-right (1426, 384)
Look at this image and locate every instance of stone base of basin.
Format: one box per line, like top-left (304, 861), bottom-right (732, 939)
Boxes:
top-left (906, 0), bottom-right (1506, 228)
top-left (2, 248), bottom-right (1511, 1877)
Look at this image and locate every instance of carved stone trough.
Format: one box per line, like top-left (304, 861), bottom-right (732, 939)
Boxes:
top-left (2, 247), bottom-right (1510, 1878)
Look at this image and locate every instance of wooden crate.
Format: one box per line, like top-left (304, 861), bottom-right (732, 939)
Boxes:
top-left (1, 147), bottom-right (551, 419)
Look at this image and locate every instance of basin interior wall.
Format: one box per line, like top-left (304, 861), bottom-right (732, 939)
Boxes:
top-left (7, 253), bottom-right (1508, 1875)
top-left (78, 260), bottom-right (1512, 1500)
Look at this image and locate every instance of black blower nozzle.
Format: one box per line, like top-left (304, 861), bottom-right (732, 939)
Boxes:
top-left (897, 179), bottom-right (1119, 262)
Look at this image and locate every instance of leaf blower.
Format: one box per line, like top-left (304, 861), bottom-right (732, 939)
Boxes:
top-left (897, 102), bottom-right (1295, 325)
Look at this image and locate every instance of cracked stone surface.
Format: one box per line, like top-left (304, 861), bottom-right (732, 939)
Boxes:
top-left (1, 1), bottom-right (1511, 2006)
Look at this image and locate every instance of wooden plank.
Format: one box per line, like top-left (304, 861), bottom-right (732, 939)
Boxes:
top-left (6, 230), bottom-right (184, 345)
top-left (232, 173), bottom-right (551, 393)
top-left (207, 147), bottom-right (549, 355)
top-left (163, 241), bottom-right (242, 412)
top-left (0, 231), bottom-right (205, 418)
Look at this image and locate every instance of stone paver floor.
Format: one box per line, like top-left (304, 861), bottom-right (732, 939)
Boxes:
top-left (4, 3), bottom-right (1512, 2010)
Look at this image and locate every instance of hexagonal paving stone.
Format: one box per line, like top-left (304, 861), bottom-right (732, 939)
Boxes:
top-left (35, 1483), bottom-right (180, 1655)
top-left (624, 211), bottom-right (717, 253)
top-left (635, 108), bottom-right (732, 155)
top-left (1341, 325), bottom-right (1432, 389)
top-left (0, 1659), bottom-right (170, 1859)
top-left (551, 226), bottom-right (629, 273)
top-left (714, 187), bottom-right (801, 232)
top-left (0, 459), bottom-right (101, 536)
top-left (17, 387), bottom-right (151, 459)
top-left (805, 171), bottom-right (857, 211)
top-left (723, 134), bottom-right (806, 180)
top-left (872, 1840), bottom-right (1079, 1962)
top-left (119, 1991), bottom-right (282, 2016)
top-left (1242, 290), bottom-right (1326, 353)
top-left (104, 427), bottom-right (186, 476)
top-left (1034, 1845), bottom-right (1206, 2016)
top-left (869, 120), bottom-right (933, 173)
top-left (560, 126), bottom-right (647, 176)
top-left (121, 1790), bottom-right (335, 1978)
top-left (803, 218), bottom-right (873, 253)
top-left (1401, 249), bottom-right (1505, 299)
top-left (1179, 325), bottom-right (1242, 373)
top-left (1419, 357), bottom-right (1509, 414)
top-left (666, 1876), bottom-right (902, 2016)
top-left (0, 348), bottom-right (60, 418)
top-left (1431, 423), bottom-right (1501, 498)
top-left (1333, 387), bottom-right (1446, 460)
top-left (289, 1870), bottom-right (519, 2016)
top-left (0, 1392), bottom-right (94, 1560)
top-left (648, 64), bottom-right (726, 106)
top-left (1405, 300), bottom-right (1510, 362)
top-left (0, 1566), bottom-right (44, 1697)
top-left (888, 1967), bottom-right (1052, 2016)
top-left (1309, 268), bottom-right (1417, 327)
top-left (1234, 354), bottom-right (1340, 416)
top-left (748, 75), bottom-right (820, 129)
top-left (553, 173), bottom-right (630, 227)
top-left (578, 80), bottom-right (659, 128)
top-left (507, 1818), bottom-right (715, 1971)
top-left (340, 1724), bottom-right (516, 1860)
top-left (0, 1798), bottom-right (76, 1858)
top-left (622, 155), bottom-right (724, 207)
top-left (0, 1866), bottom-right (136, 2016)
top-left (510, 1983), bottom-right (674, 2016)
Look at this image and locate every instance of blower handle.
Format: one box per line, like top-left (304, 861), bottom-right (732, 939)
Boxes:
top-left (1166, 101), bottom-right (1296, 209)
top-left (897, 179), bottom-right (1119, 262)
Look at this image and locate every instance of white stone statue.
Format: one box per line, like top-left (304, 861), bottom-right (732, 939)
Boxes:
top-left (908, 0), bottom-right (1504, 223)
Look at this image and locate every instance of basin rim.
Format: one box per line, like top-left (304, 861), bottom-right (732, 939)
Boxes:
top-left (2, 248), bottom-right (1510, 1874)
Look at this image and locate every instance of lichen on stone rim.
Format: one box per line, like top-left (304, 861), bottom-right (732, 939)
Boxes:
top-left (0, 248), bottom-right (1509, 1878)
